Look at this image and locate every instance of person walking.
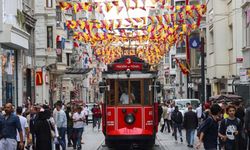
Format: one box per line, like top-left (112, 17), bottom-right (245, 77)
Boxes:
top-left (54, 102), bottom-right (67, 150)
top-left (157, 100), bottom-right (163, 125)
top-left (171, 106), bottom-right (183, 142)
top-left (92, 104), bottom-right (102, 131)
top-left (196, 104), bottom-right (222, 150)
top-left (234, 102), bottom-right (246, 150)
top-left (160, 102), bottom-right (169, 133)
top-left (0, 103), bottom-right (24, 150)
top-left (65, 106), bottom-right (73, 147)
top-left (82, 104), bottom-right (89, 125)
top-left (183, 105), bottom-right (198, 148)
top-left (34, 107), bottom-right (53, 150)
top-left (16, 106), bottom-right (31, 150)
top-left (29, 105), bottom-right (40, 150)
top-left (244, 104), bottom-right (250, 150)
top-left (196, 103), bottom-right (202, 125)
top-left (219, 105), bottom-right (241, 150)
top-left (72, 106), bottom-right (85, 150)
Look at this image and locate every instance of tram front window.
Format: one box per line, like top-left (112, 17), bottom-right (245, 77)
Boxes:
top-left (118, 80), bottom-right (141, 105)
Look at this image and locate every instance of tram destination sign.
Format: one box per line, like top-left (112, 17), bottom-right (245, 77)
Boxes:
top-left (112, 63), bottom-right (143, 71)
top-left (109, 57), bottom-right (147, 71)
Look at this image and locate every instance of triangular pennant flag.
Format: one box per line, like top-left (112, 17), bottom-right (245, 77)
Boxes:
top-left (117, 6), bottom-right (124, 14)
top-left (112, 1), bottom-right (119, 6)
top-left (105, 2), bottom-right (113, 12)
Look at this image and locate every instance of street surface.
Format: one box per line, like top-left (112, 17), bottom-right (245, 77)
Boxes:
top-left (66, 124), bottom-right (204, 150)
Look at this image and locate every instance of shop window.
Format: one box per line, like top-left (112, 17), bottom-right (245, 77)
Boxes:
top-left (47, 26), bottom-right (53, 48)
top-left (1, 49), bottom-right (16, 104)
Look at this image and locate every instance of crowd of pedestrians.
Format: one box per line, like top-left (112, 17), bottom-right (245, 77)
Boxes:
top-left (158, 99), bottom-right (250, 150)
top-left (0, 100), bottom-right (102, 150)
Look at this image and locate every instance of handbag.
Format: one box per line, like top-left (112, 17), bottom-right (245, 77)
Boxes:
top-left (160, 118), bottom-right (164, 125)
top-left (47, 120), bottom-right (56, 138)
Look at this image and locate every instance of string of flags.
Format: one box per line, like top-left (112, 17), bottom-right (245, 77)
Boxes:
top-left (65, 7), bottom-right (205, 31)
top-left (59, 1), bottom-right (206, 15)
top-left (58, 0), bottom-right (207, 70)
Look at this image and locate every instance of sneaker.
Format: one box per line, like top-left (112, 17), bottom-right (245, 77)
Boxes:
top-left (68, 143), bottom-right (73, 147)
top-left (189, 145), bottom-right (193, 148)
top-left (77, 145), bottom-right (82, 150)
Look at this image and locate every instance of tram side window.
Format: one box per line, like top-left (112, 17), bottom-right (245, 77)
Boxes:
top-left (130, 81), bottom-right (141, 104)
top-left (109, 80), bottom-right (115, 105)
top-left (144, 79), bottom-right (150, 105)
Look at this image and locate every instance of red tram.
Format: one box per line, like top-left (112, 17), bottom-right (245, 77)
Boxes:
top-left (99, 56), bottom-right (161, 148)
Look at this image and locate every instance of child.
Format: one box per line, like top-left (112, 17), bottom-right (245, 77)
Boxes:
top-left (219, 105), bottom-right (241, 150)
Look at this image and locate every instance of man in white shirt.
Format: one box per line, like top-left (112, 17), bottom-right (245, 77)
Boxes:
top-left (82, 104), bottom-right (89, 125)
top-left (196, 104), bottom-right (202, 124)
top-left (54, 102), bottom-right (67, 150)
top-left (120, 88), bottom-right (135, 104)
top-left (73, 106), bottom-right (85, 150)
top-left (16, 106), bottom-right (30, 150)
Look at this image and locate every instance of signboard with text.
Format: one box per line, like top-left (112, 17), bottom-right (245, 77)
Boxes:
top-left (112, 58), bottom-right (143, 71)
top-left (113, 63), bottom-right (143, 71)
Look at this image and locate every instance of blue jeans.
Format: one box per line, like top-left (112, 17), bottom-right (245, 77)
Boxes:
top-left (93, 117), bottom-right (101, 129)
top-left (186, 129), bottom-right (195, 146)
top-left (173, 123), bottom-right (182, 141)
top-left (56, 127), bottom-right (66, 150)
top-left (73, 128), bottom-right (83, 148)
top-left (67, 127), bottom-right (73, 145)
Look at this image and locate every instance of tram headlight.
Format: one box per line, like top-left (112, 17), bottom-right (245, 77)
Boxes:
top-left (124, 113), bottom-right (135, 124)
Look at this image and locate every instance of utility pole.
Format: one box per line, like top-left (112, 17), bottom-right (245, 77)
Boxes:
top-left (200, 37), bottom-right (205, 103)
top-left (185, 0), bottom-right (190, 99)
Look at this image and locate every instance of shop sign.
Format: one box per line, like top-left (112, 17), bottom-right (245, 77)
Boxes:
top-left (36, 71), bottom-right (43, 86)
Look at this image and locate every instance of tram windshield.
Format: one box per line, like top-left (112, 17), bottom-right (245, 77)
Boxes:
top-left (106, 79), bottom-right (152, 105)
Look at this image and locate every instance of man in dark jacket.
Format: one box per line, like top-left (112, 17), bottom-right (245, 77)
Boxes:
top-left (183, 105), bottom-right (198, 148)
top-left (171, 106), bottom-right (183, 142)
top-left (158, 100), bottom-right (163, 124)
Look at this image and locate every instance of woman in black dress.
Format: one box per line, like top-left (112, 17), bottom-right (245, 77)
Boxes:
top-left (34, 108), bottom-right (52, 150)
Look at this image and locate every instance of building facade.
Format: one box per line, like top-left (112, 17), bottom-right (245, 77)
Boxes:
top-left (239, 0), bottom-right (250, 105)
top-left (206, 0), bottom-right (243, 95)
top-left (0, 0), bottom-right (36, 106)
